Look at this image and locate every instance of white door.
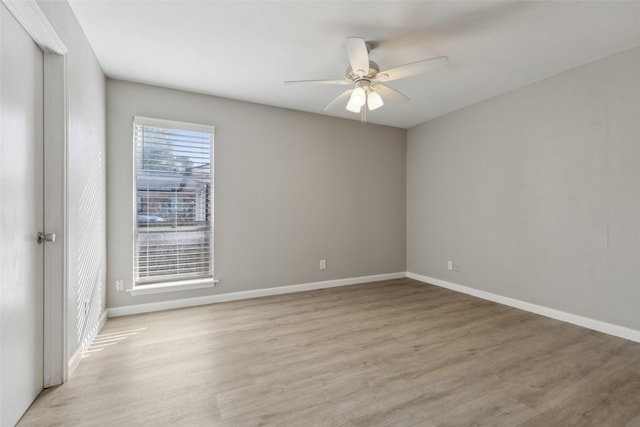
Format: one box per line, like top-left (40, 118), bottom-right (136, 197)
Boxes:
top-left (0, 3), bottom-right (45, 426)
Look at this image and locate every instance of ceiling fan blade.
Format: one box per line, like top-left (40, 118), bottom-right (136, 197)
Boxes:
top-left (375, 56), bottom-right (448, 82)
top-left (372, 84), bottom-right (410, 104)
top-left (346, 37), bottom-right (370, 76)
top-left (284, 79), bottom-right (350, 86)
top-left (323, 89), bottom-right (353, 111)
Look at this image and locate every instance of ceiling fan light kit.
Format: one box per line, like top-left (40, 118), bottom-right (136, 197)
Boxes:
top-left (285, 37), bottom-right (447, 123)
top-left (346, 81), bottom-right (384, 114)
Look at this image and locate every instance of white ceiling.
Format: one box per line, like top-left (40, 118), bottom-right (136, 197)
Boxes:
top-left (68, 0), bottom-right (640, 129)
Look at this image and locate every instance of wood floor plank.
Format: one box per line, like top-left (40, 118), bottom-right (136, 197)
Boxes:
top-left (17, 278), bottom-right (640, 426)
top-left (519, 368), bottom-right (640, 427)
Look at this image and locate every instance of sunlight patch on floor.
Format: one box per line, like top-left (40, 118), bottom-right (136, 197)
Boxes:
top-left (83, 327), bottom-right (147, 357)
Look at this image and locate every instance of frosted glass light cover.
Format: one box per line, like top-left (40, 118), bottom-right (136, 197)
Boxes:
top-left (367, 91), bottom-right (384, 110)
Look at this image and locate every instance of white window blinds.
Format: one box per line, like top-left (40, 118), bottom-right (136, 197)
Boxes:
top-left (133, 117), bottom-right (214, 285)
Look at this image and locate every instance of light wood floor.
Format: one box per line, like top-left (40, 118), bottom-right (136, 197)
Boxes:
top-left (18, 278), bottom-right (640, 426)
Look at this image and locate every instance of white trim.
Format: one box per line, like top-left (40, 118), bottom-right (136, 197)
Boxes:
top-left (67, 310), bottom-right (107, 377)
top-left (129, 278), bottom-right (219, 296)
top-left (67, 347), bottom-right (82, 378)
top-left (42, 52), bottom-right (68, 388)
top-left (407, 272), bottom-right (640, 344)
top-left (133, 116), bottom-right (215, 134)
top-left (107, 272), bottom-right (406, 317)
top-left (97, 310), bottom-right (108, 334)
top-left (2, 0), bottom-right (66, 54)
top-left (2, 0), bottom-right (69, 387)
top-left (108, 270), bottom-right (640, 343)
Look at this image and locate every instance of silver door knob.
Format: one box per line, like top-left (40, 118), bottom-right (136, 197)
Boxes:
top-left (37, 232), bottom-right (56, 243)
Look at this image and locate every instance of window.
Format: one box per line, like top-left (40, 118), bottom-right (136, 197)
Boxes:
top-left (133, 117), bottom-right (214, 288)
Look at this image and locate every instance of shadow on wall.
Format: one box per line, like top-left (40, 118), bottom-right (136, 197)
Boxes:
top-left (77, 153), bottom-right (104, 351)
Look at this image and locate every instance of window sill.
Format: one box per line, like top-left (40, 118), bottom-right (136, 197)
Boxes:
top-left (128, 278), bottom-right (219, 296)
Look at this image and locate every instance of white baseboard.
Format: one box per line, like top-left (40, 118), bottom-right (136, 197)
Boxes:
top-left (98, 310), bottom-right (108, 333)
top-left (407, 272), bottom-right (640, 344)
top-left (107, 270), bottom-right (640, 344)
top-left (67, 310), bottom-right (108, 378)
top-left (107, 272), bottom-right (406, 317)
top-left (67, 347), bottom-right (83, 377)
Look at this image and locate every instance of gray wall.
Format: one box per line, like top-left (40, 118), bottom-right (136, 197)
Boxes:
top-left (107, 79), bottom-right (406, 308)
top-left (38, 1), bottom-right (107, 358)
top-left (408, 46), bottom-right (640, 331)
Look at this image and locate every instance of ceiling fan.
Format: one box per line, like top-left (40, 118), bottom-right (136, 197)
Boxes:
top-left (285, 37), bottom-right (448, 121)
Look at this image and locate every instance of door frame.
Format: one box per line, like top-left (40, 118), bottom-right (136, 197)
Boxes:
top-left (2, 0), bottom-right (68, 387)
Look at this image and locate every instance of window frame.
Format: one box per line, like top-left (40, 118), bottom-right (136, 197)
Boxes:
top-left (130, 116), bottom-right (216, 295)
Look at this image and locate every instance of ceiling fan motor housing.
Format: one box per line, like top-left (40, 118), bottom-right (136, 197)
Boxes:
top-left (346, 61), bottom-right (380, 82)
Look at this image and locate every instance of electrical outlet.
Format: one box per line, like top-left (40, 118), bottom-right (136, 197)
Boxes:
top-left (447, 261), bottom-right (453, 271)
top-left (454, 263), bottom-right (461, 272)
top-left (320, 259), bottom-right (327, 270)
top-left (115, 279), bottom-right (124, 291)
